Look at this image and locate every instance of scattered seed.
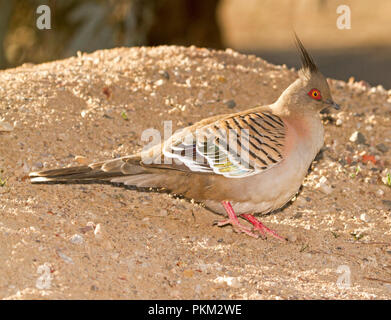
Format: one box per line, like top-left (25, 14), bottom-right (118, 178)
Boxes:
top-left (0, 173), bottom-right (6, 187)
top-left (217, 76), bottom-right (226, 83)
top-left (382, 173), bottom-right (391, 187)
top-left (351, 232), bottom-right (365, 240)
top-left (121, 111), bottom-right (129, 121)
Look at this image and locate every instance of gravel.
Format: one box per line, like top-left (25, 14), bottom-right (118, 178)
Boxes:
top-left (349, 131), bottom-right (366, 144)
top-left (0, 46), bottom-right (390, 299)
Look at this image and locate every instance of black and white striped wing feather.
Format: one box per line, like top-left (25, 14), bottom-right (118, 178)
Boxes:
top-left (161, 112), bottom-right (286, 178)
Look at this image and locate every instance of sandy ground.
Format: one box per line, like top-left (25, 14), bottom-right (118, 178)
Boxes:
top-left (1, 46), bottom-right (391, 299)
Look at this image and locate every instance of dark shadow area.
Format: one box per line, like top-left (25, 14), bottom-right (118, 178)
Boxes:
top-left (32, 178), bottom-right (298, 218)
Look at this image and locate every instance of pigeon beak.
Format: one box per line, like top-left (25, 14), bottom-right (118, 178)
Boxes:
top-left (326, 99), bottom-right (340, 110)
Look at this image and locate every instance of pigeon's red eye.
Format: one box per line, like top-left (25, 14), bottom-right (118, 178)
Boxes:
top-left (308, 88), bottom-right (322, 100)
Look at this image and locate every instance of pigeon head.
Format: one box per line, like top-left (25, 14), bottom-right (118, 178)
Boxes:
top-left (276, 34), bottom-right (339, 114)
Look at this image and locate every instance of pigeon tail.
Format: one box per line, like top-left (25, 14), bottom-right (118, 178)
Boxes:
top-left (29, 165), bottom-right (124, 183)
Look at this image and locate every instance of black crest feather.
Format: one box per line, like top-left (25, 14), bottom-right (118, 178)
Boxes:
top-left (294, 33), bottom-right (318, 73)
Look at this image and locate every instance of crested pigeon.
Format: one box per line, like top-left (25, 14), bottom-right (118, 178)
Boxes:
top-left (29, 35), bottom-right (339, 240)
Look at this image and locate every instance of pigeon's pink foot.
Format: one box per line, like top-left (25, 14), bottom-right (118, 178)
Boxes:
top-left (218, 201), bottom-right (258, 238)
top-left (241, 214), bottom-right (286, 241)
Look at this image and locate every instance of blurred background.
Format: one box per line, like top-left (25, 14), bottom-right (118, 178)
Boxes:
top-left (0, 0), bottom-right (390, 88)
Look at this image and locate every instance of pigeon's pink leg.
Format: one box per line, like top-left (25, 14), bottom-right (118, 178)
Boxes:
top-left (218, 201), bottom-right (258, 238)
top-left (241, 214), bottom-right (286, 241)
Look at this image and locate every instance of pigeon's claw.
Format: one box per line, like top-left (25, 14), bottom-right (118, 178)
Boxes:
top-left (241, 214), bottom-right (286, 241)
top-left (217, 217), bottom-right (259, 238)
top-left (218, 201), bottom-right (259, 238)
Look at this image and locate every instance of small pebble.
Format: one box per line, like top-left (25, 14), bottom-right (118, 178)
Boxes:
top-left (214, 276), bottom-right (241, 288)
top-left (194, 284), bottom-right (201, 294)
top-left (157, 209), bottom-right (168, 217)
top-left (94, 223), bottom-right (103, 239)
top-left (360, 213), bottom-right (370, 223)
top-left (80, 221), bottom-right (95, 234)
top-left (159, 70), bottom-right (170, 80)
top-left (155, 79), bottom-right (164, 86)
top-left (315, 176), bottom-right (333, 194)
top-left (349, 131), bottom-right (366, 145)
top-left (79, 225), bottom-right (93, 233)
top-left (376, 189), bottom-right (384, 197)
top-left (86, 221), bottom-right (96, 228)
top-left (70, 234), bottom-right (84, 244)
top-left (32, 161), bottom-right (43, 170)
top-left (358, 80), bottom-right (370, 89)
top-left (224, 99), bottom-right (236, 109)
top-left (75, 156), bottom-right (89, 165)
top-left (23, 162), bottom-right (30, 173)
top-left (294, 197), bottom-right (306, 206)
top-left (382, 200), bottom-right (391, 209)
top-left (376, 143), bottom-right (389, 153)
top-left (292, 212), bottom-right (303, 219)
top-left (336, 119), bottom-right (343, 126)
top-left (0, 120), bottom-right (13, 132)
top-left (287, 234), bottom-right (297, 242)
top-left (183, 269), bottom-right (194, 278)
top-left (57, 251), bottom-right (74, 264)
top-left (170, 290), bottom-right (180, 298)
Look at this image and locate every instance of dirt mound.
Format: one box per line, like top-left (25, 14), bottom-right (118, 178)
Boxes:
top-left (1, 46), bottom-right (391, 299)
